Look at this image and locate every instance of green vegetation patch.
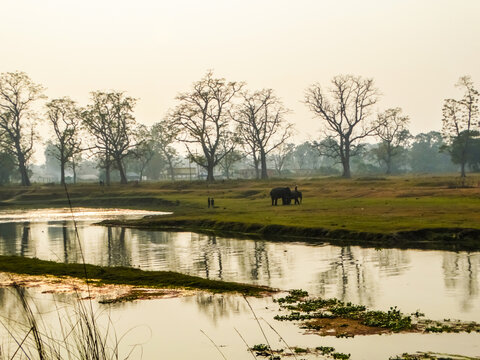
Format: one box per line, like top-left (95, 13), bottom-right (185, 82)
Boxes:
top-left (273, 290), bottom-right (480, 337)
top-left (250, 343), bottom-right (350, 359)
top-left (0, 255), bottom-right (273, 296)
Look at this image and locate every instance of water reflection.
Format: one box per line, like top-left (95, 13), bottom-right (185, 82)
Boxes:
top-left (443, 252), bottom-right (479, 312)
top-left (0, 220), bottom-right (479, 320)
top-left (186, 292), bottom-right (248, 325)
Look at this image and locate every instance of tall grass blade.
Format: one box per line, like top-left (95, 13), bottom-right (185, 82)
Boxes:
top-left (200, 329), bottom-right (228, 360)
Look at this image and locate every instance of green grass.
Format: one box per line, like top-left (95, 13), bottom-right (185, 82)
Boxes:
top-left (0, 255), bottom-right (272, 295)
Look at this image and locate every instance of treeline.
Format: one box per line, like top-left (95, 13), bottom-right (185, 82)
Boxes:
top-left (0, 71), bottom-right (478, 185)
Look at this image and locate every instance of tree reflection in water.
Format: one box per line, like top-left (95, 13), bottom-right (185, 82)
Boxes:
top-left (185, 292), bottom-right (247, 326)
top-left (0, 223), bottom-right (20, 255)
top-left (442, 252), bottom-right (479, 311)
top-left (315, 247), bottom-right (411, 307)
top-left (187, 233), bottom-right (278, 285)
top-left (20, 222), bottom-right (29, 257)
top-left (106, 227), bottom-right (130, 267)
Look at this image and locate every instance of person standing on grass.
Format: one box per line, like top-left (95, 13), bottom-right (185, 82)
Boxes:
top-left (211, 198), bottom-right (215, 208)
top-left (208, 197), bottom-right (211, 208)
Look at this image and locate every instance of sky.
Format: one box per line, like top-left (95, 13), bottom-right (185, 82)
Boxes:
top-left (1, 0), bottom-right (479, 162)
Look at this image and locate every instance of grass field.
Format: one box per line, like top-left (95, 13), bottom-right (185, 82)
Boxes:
top-left (1, 174), bottom-right (480, 249)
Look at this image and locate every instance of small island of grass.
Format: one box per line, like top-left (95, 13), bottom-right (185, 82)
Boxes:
top-left (0, 255), bottom-right (273, 299)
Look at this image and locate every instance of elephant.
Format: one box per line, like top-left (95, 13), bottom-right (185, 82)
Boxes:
top-left (270, 187), bottom-right (292, 206)
top-left (291, 190), bottom-right (302, 205)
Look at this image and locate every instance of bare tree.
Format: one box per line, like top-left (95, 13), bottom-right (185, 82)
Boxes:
top-left (82, 91), bottom-right (138, 184)
top-left (0, 71), bottom-right (45, 186)
top-left (170, 71), bottom-right (243, 182)
top-left (305, 75), bottom-right (379, 178)
top-left (234, 89), bottom-right (292, 179)
top-left (46, 97), bottom-right (83, 185)
top-left (271, 142), bottom-right (295, 176)
top-left (442, 76), bottom-right (479, 178)
top-left (129, 125), bottom-right (156, 182)
top-left (218, 133), bottom-right (243, 179)
top-left (374, 107), bottom-right (410, 174)
top-left (151, 120), bottom-right (180, 181)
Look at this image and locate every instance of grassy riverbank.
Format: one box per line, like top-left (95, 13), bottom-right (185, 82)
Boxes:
top-left (1, 174), bottom-right (480, 249)
top-left (0, 255), bottom-right (272, 295)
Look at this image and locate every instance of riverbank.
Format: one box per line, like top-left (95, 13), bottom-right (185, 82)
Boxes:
top-left (0, 255), bottom-right (273, 297)
top-left (100, 217), bottom-right (480, 251)
top-left (1, 175), bottom-right (480, 250)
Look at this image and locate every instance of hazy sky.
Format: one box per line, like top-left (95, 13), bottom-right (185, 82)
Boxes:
top-left (1, 0), bottom-right (479, 159)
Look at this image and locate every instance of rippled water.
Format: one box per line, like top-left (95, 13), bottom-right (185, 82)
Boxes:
top-left (0, 209), bottom-right (479, 359)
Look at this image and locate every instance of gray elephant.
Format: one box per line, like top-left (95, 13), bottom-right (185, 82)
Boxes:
top-left (270, 187), bottom-right (292, 205)
top-left (292, 190), bottom-right (302, 205)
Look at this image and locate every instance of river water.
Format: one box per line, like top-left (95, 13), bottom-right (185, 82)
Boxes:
top-left (0, 209), bottom-right (479, 359)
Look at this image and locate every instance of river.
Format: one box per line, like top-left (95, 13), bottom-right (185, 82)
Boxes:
top-left (0, 208), bottom-right (479, 359)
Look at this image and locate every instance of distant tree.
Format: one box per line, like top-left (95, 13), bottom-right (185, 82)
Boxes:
top-left (305, 75), bottom-right (380, 178)
top-left (465, 133), bottom-right (480, 171)
top-left (218, 133), bottom-right (243, 179)
top-left (291, 141), bottom-right (322, 171)
top-left (448, 130), bottom-right (480, 172)
top-left (374, 108), bottom-right (411, 174)
top-left (271, 142), bottom-right (295, 176)
top-left (409, 131), bottom-right (455, 173)
top-left (151, 120), bottom-right (180, 181)
top-left (142, 152), bottom-right (168, 180)
top-left (44, 141), bottom-right (61, 176)
top-left (0, 71), bottom-right (45, 186)
top-left (46, 97), bottom-right (83, 185)
top-left (442, 76), bottom-right (479, 178)
top-left (128, 125), bottom-right (156, 182)
top-left (352, 143), bottom-right (383, 175)
top-left (170, 71), bottom-right (243, 182)
top-left (82, 91), bottom-right (139, 184)
top-left (234, 89), bottom-right (292, 179)
top-left (0, 150), bottom-right (16, 184)
top-left (291, 142), bottom-right (310, 170)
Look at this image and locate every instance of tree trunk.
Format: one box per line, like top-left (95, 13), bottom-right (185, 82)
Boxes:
top-left (460, 161), bottom-right (466, 178)
top-left (60, 160), bottom-right (66, 185)
top-left (13, 134), bottom-right (31, 186)
top-left (385, 150), bottom-right (392, 175)
top-left (117, 158), bottom-right (128, 184)
top-left (206, 157), bottom-right (215, 182)
top-left (72, 160), bottom-right (77, 184)
top-left (260, 149), bottom-right (268, 179)
top-left (385, 143), bottom-right (392, 175)
top-left (18, 156), bottom-right (31, 186)
top-left (206, 164), bottom-right (215, 182)
top-left (105, 157), bottom-right (111, 186)
top-left (167, 156), bottom-right (175, 181)
top-left (341, 144), bottom-right (351, 178)
top-left (253, 156), bottom-right (260, 179)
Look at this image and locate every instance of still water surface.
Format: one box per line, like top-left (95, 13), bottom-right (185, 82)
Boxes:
top-left (0, 209), bottom-right (479, 359)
